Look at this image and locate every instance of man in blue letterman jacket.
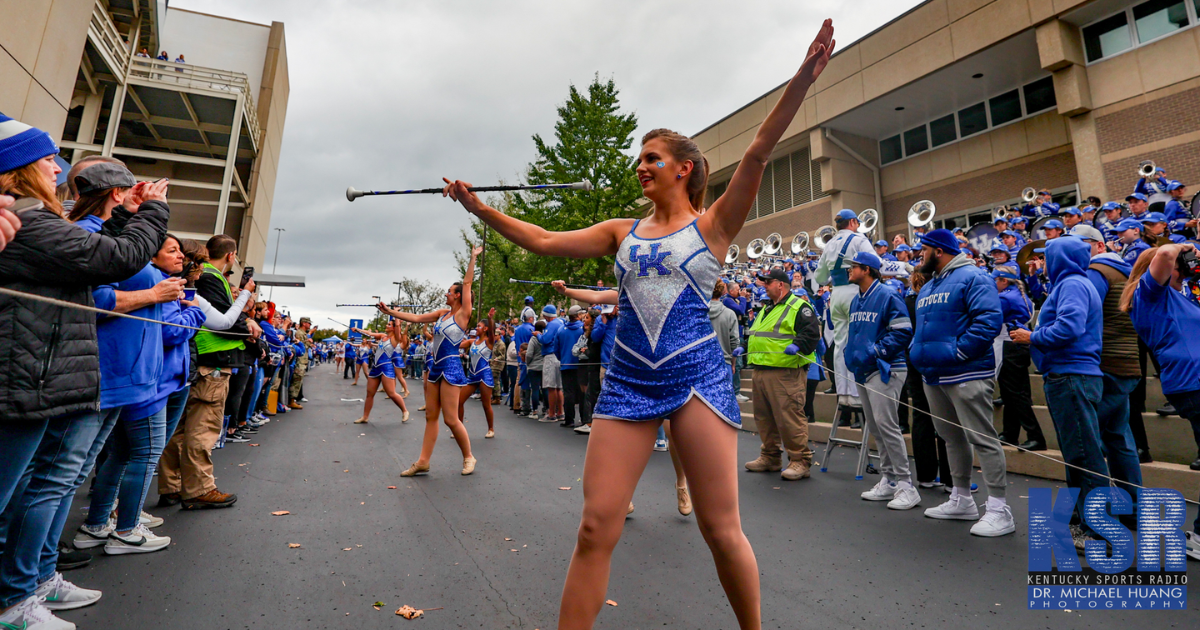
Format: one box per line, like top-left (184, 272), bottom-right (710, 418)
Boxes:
top-left (844, 252), bottom-right (919, 510)
top-left (910, 229), bottom-right (1014, 537)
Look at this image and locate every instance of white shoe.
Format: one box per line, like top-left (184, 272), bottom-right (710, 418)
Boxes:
top-left (72, 522), bottom-right (112, 549)
top-left (0, 594), bottom-right (75, 630)
top-left (1187, 532), bottom-right (1200, 561)
top-left (860, 478), bottom-right (897, 501)
top-left (104, 524), bottom-right (171, 555)
top-left (35, 572), bottom-right (102, 611)
top-left (140, 510), bottom-right (164, 528)
top-left (300, 397), bottom-right (309, 403)
top-left (923, 495), bottom-right (980, 521)
top-left (653, 439), bottom-right (668, 452)
top-left (537, 415), bottom-right (557, 423)
top-left (736, 394), bottom-right (750, 403)
top-left (573, 424), bottom-right (591, 434)
top-left (887, 486), bottom-right (922, 510)
top-left (971, 505), bottom-right (1016, 537)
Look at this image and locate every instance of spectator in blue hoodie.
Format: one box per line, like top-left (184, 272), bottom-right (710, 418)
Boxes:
top-left (68, 164), bottom-right (180, 555)
top-left (1011, 236), bottom-right (1108, 542)
top-left (556, 305), bottom-right (586, 428)
top-left (910, 229), bottom-right (1011, 537)
top-left (844, 252), bottom-right (918, 510)
top-left (514, 312), bottom-right (535, 414)
top-left (541, 306), bottom-right (565, 423)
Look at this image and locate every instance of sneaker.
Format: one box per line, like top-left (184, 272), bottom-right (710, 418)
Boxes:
top-left (923, 495), bottom-right (980, 521)
top-left (105, 524), bottom-right (171, 555)
top-left (240, 425), bottom-right (259, 434)
top-left (861, 478), bottom-right (897, 501)
top-left (744, 456), bottom-right (783, 472)
top-left (918, 480), bottom-right (944, 489)
top-left (140, 511), bottom-right (164, 528)
top-left (1186, 531), bottom-right (1200, 561)
top-left (300, 397), bottom-right (309, 403)
top-left (226, 431), bottom-right (250, 443)
top-left (887, 486), bottom-right (922, 510)
top-left (971, 505), bottom-right (1016, 537)
top-left (537, 415), bottom-right (557, 423)
top-left (573, 424), bottom-right (591, 435)
top-left (73, 522), bottom-right (112, 549)
top-left (1070, 524), bottom-right (1099, 551)
top-left (35, 572), bottom-right (102, 610)
top-left (653, 439), bottom-right (668, 452)
top-left (736, 394), bottom-right (750, 403)
top-left (781, 461), bottom-right (811, 480)
top-left (55, 545), bottom-right (91, 572)
top-left (0, 594), bottom-right (76, 630)
top-left (526, 412), bottom-right (540, 420)
top-left (180, 488), bottom-right (237, 510)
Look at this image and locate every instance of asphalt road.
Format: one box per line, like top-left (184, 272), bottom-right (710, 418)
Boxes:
top-left (54, 367), bottom-right (1198, 629)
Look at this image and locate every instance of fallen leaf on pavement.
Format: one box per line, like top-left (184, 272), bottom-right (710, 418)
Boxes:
top-left (605, 599), bottom-right (618, 607)
top-left (288, 543), bottom-right (301, 549)
top-left (510, 549), bottom-right (518, 552)
top-left (387, 486), bottom-right (397, 489)
top-left (344, 470), bottom-right (350, 473)
top-left (238, 463), bottom-right (245, 466)
top-left (558, 487), bottom-right (571, 491)
top-left (271, 510), bottom-right (290, 516)
top-left (504, 538), bottom-right (512, 541)
top-left (396, 605), bottom-right (423, 619)
top-left (249, 443), bottom-right (260, 447)
top-left (373, 601), bottom-right (384, 609)
top-left (343, 547), bottom-right (353, 551)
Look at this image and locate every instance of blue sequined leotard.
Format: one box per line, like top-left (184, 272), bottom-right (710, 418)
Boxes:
top-left (367, 340), bottom-right (396, 379)
top-left (465, 340), bottom-right (494, 387)
top-left (592, 219), bottom-right (740, 428)
top-left (426, 312), bottom-right (468, 386)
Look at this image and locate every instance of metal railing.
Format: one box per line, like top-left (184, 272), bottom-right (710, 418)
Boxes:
top-left (87, 1), bottom-right (130, 77)
top-left (127, 57), bottom-right (263, 151)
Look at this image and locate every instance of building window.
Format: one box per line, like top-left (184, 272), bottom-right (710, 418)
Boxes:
top-left (903, 125), bottom-right (928, 156)
top-left (1083, 0), bottom-right (1200, 64)
top-left (1022, 77), bottom-right (1056, 114)
top-left (989, 89), bottom-right (1022, 127)
top-left (929, 114), bottom-right (957, 147)
top-left (880, 135), bottom-right (903, 165)
top-left (733, 146), bottom-right (826, 220)
top-left (958, 102), bottom-right (988, 137)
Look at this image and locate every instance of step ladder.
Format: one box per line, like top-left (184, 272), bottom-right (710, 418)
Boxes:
top-left (819, 404), bottom-right (878, 480)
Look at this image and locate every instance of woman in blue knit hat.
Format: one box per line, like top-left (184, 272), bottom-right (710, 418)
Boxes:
top-left (0, 112), bottom-right (169, 629)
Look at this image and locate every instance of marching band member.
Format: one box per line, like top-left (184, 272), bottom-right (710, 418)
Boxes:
top-left (1097, 202), bottom-right (1124, 241)
top-left (1165, 181), bottom-right (1194, 237)
top-left (1010, 216), bottom-right (1029, 241)
top-left (1060, 206), bottom-right (1083, 229)
top-left (874, 239), bottom-right (897, 262)
top-left (1125, 192), bottom-right (1149, 219)
top-left (1134, 166), bottom-right (1169, 200)
top-left (844, 252), bottom-right (919, 510)
top-left (1042, 219), bottom-right (1065, 240)
top-left (814, 209), bottom-right (874, 410)
top-left (992, 215), bottom-right (1009, 235)
top-left (989, 242), bottom-right (1012, 270)
top-left (1140, 212), bottom-right (1184, 244)
top-left (1115, 218), bottom-right (1150, 265)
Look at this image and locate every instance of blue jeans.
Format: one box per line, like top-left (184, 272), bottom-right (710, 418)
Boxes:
top-left (246, 367), bottom-right (264, 422)
top-left (657, 425), bottom-right (667, 442)
top-left (1163, 388), bottom-right (1200, 534)
top-left (0, 407), bottom-right (120, 607)
top-left (85, 407), bottom-right (168, 532)
top-left (163, 387), bottom-right (190, 446)
top-left (0, 422), bottom-right (48, 517)
top-left (1043, 374), bottom-right (1108, 531)
top-left (1096, 373), bottom-right (1143, 496)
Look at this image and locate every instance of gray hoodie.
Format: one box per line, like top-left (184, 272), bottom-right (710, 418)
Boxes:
top-left (708, 299), bottom-right (739, 365)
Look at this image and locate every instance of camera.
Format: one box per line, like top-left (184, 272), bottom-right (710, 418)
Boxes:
top-left (1177, 249), bottom-right (1199, 277)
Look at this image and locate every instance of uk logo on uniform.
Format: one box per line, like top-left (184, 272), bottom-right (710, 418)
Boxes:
top-left (630, 244), bottom-right (672, 277)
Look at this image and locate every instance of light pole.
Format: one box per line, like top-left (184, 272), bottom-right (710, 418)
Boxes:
top-left (269, 227), bottom-right (285, 300)
top-left (392, 281), bottom-right (403, 304)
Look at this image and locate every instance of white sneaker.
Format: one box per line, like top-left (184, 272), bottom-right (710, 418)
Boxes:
top-left (573, 424), bottom-right (591, 434)
top-left (140, 510), bottom-right (164, 528)
top-left (736, 394), bottom-right (750, 403)
top-left (1187, 532), bottom-right (1200, 561)
top-left (887, 486), bottom-right (922, 510)
top-left (72, 522), bottom-right (112, 549)
top-left (653, 439), bottom-right (669, 452)
top-left (0, 594), bottom-right (75, 630)
top-left (860, 478), bottom-right (897, 501)
top-left (971, 505), bottom-right (1017, 537)
top-left (35, 572), bottom-right (102, 611)
top-left (537, 415), bottom-right (557, 423)
top-left (923, 495), bottom-right (980, 521)
top-left (104, 524), bottom-right (171, 555)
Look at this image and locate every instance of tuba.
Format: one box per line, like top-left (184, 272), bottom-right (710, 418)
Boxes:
top-left (1021, 187), bottom-right (1038, 204)
top-left (1139, 160), bottom-right (1156, 179)
top-left (790, 231), bottom-right (809, 254)
top-left (746, 238), bottom-right (765, 260)
top-left (908, 200), bottom-right (935, 227)
top-left (813, 225), bottom-right (836, 250)
top-left (725, 244), bottom-right (740, 264)
top-left (993, 205), bottom-right (1009, 221)
top-left (764, 233), bottom-right (783, 257)
top-left (857, 209), bottom-right (878, 236)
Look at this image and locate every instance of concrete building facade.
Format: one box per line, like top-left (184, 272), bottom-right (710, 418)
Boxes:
top-left (697, 0), bottom-right (1200, 253)
top-left (0, 0), bottom-right (288, 269)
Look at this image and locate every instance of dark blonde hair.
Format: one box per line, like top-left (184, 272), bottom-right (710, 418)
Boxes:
top-left (642, 128), bottom-right (708, 210)
top-left (1120, 247), bottom-right (1159, 313)
top-left (0, 162), bottom-right (63, 216)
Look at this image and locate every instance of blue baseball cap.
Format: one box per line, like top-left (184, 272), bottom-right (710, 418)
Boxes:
top-left (1060, 206), bottom-right (1081, 216)
top-left (993, 216), bottom-right (1009, 225)
top-left (1001, 229), bottom-right (1017, 237)
top-left (852, 251), bottom-right (882, 270)
top-left (874, 239), bottom-right (887, 247)
top-left (991, 268), bottom-right (1021, 281)
top-left (1126, 192), bottom-right (1147, 202)
top-left (1139, 212), bottom-right (1167, 224)
top-left (1168, 181), bottom-right (1186, 191)
top-left (919, 228), bottom-right (959, 254)
top-left (1116, 218), bottom-right (1143, 232)
top-left (894, 243), bottom-right (912, 252)
top-left (952, 226), bottom-right (965, 234)
top-left (1043, 219), bottom-right (1065, 230)
top-left (835, 209), bottom-right (858, 222)
top-left (807, 250), bottom-right (819, 257)
top-left (1038, 189), bottom-right (1052, 196)
top-left (1011, 216), bottom-right (1027, 225)
top-left (524, 295), bottom-right (534, 303)
top-left (1101, 201), bottom-right (1123, 212)
top-left (1156, 167), bottom-right (1166, 173)
top-left (989, 240), bottom-right (1009, 253)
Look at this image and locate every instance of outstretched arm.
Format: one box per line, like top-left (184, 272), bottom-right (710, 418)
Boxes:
top-left (702, 20), bottom-right (835, 249)
top-left (456, 245), bottom-right (482, 329)
top-left (377, 302), bottom-right (446, 324)
top-left (550, 280), bottom-right (618, 306)
top-left (485, 307), bottom-right (497, 346)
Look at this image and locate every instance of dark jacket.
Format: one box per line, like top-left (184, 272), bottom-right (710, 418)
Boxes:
top-left (910, 254), bottom-right (1003, 385)
top-left (0, 201), bottom-right (169, 421)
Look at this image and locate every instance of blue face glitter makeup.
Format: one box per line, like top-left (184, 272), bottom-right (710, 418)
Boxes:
top-left (656, 161), bottom-right (665, 169)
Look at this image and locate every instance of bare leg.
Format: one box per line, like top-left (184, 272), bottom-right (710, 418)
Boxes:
top-left (439, 380), bottom-right (473, 460)
top-left (458, 383), bottom-right (479, 425)
top-left (416, 377), bottom-right (442, 466)
top-left (558, 418), bottom-right (659, 628)
top-left (381, 376), bottom-right (408, 417)
top-left (479, 383), bottom-right (494, 431)
top-left (397, 372), bottom-right (410, 396)
top-left (669, 398), bottom-right (760, 629)
top-left (356, 377), bottom-right (381, 423)
top-left (662, 420), bottom-right (687, 488)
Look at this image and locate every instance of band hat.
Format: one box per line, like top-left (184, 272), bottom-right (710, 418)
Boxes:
top-left (991, 268), bottom-right (1021, 281)
top-left (894, 243), bottom-right (912, 252)
top-left (1139, 211), bottom-right (1168, 224)
top-left (1116, 218), bottom-right (1144, 232)
top-left (74, 162), bottom-right (137, 195)
top-left (992, 216), bottom-right (1009, 224)
top-left (756, 268), bottom-right (789, 283)
top-left (1069, 225), bottom-right (1104, 242)
top-left (874, 239), bottom-right (888, 247)
top-left (1168, 180), bottom-right (1186, 191)
top-left (989, 240), bottom-right (1009, 253)
top-left (524, 295), bottom-right (534, 303)
top-left (0, 112), bottom-right (59, 175)
top-left (1043, 219), bottom-right (1065, 230)
top-left (1101, 201), bottom-right (1123, 211)
top-left (835, 209), bottom-right (858, 222)
top-left (541, 304), bottom-right (557, 316)
top-left (1126, 192), bottom-right (1147, 202)
top-left (851, 251), bottom-right (882, 270)
top-left (918, 228), bottom-right (960, 254)
top-left (1038, 189), bottom-right (1052, 196)
top-left (1011, 216), bottom-right (1027, 225)
top-left (951, 226), bottom-right (965, 234)
top-left (1001, 230), bottom-right (1017, 237)
top-left (1156, 167), bottom-right (1166, 173)
top-left (1060, 206), bottom-right (1081, 216)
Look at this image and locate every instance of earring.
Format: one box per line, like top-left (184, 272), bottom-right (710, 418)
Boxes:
top-left (676, 174), bottom-right (684, 179)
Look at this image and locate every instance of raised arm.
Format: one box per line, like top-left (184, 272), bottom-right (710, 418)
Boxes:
top-left (484, 307), bottom-right (497, 345)
top-left (456, 245), bottom-right (482, 329)
top-left (377, 302), bottom-right (445, 324)
top-left (442, 178), bottom-right (633, 259)
top-left (352, 326), bottom-right (388, 340)
top-left (1149, 243), bottom-right (1189, 286)
top-left (701, 20), bottom-right (834, 248)
top-left (551, 280), bottom-right (619, 306)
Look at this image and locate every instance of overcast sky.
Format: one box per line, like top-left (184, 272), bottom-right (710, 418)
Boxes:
top-left (173, 0), bottom-right (923, 329)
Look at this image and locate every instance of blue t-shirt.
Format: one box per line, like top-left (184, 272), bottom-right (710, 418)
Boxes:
top-left (1131, 273), bottom-right (1200, 395)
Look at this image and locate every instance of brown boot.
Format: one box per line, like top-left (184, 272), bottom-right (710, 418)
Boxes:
top-left (289, 402), bottom-right (304, 410)
top-left (744, 456), bottom-right (783, 472)
top-left (781, 461), bottom-right (811, 480)
top-left (181, 488), bottom-right (238, 510)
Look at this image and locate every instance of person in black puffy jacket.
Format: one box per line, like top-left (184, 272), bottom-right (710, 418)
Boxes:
top-left (0, 115), bottom-right (168, 624)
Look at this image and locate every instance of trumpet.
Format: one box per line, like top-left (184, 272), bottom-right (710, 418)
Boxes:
top-left (857, 209), bottom-right (878, 236)
top-left (908, 200), bottom-right (935, 227)
top-left (1021, 187), bottom-right (1037, 204)
top-left (746, 238), bottom-right (766, 260)
top-left (1139, 160), bottom-right (1156, 179)
top-left (791, 231), bottom-right (809, 254)
top-left (813, 225), bottom-right (836, 250)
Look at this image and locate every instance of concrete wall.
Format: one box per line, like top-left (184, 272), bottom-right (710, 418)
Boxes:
top-left (159, 7), bottom-right (270, 103)
top-left (240, 22), bottom-right (289, 270)
top-left (0, 0), bottom-right (93, 140)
